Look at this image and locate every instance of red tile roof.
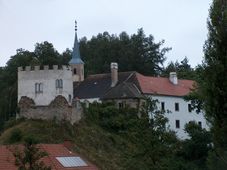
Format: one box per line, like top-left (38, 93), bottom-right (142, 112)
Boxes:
top-left (136, 73), bottom-right (195, 97)
top-left (0, 144), bottom-right (98, 170)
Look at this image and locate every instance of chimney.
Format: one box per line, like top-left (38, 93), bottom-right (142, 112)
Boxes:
top-left (63, 140), bottom-right (73, 151)
top-left (111, 62), bottom-right (118, 87)
top-left (169, 72), bottom-right (178, 85)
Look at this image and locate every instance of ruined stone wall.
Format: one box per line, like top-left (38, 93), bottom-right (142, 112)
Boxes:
top-left (18, 95), bottom-right (82, 124)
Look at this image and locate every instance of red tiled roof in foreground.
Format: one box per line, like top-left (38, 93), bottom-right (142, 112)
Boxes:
top-left (0, 144), bottom-right (98, 170)
top-left (136, 73), bottom-right (195, 97)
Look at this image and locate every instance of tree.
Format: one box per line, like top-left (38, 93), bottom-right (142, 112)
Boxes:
top-left (162, 57), bottom-right (196, 80)
top-left (201, 0), bottom-right (227, 148)
top-left (80, 28), bottom-right (170, 76)
top-left (34, 41), bottom-right (61, 65)
top-left (180, 122), bottom-right (211, 169)
top-left (11, 136), bottom-right (51, 170)
top-left (196, 0), bottom-right (227, 167)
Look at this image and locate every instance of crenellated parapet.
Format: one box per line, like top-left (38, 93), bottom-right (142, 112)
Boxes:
top-left (18, 65), bottom-right (71, 72)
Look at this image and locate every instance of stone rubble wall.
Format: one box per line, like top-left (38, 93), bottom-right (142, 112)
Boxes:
top-left (18, 95), bottom-right (82, 124)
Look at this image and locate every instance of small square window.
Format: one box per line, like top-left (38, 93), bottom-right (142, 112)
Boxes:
top-left (188, 104), bottom-right (192, 112)
top-left (176, 120), bottom-right (180, 128)
top-left (161, 102), bottom-right (165, 110)
top-left (175, 103), bottom-right (179, 111)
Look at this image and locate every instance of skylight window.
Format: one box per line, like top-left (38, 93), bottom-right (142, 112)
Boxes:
top-left (56, 156), bottom-right (87, 167)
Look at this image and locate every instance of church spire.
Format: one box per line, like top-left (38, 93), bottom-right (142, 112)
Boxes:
top-left (69, 20), bottom-right (84, 64)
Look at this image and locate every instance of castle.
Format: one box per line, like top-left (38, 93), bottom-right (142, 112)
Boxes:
top-left (17, 21), bottom-right (84, 124)
top-left (17, 22), bottom-right (208, 139)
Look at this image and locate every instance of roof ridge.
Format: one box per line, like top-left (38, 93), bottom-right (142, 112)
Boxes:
top-left (87, 71), bottom-right (137, 77)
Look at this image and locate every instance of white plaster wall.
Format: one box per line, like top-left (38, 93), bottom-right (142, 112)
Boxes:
top-left (149, 95), bottom-right (209, 139)
top-left (18, 68), bottom-right (73, 106)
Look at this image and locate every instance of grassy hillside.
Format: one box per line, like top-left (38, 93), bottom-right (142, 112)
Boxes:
top-left (0, 118), bottom-right (136, 170)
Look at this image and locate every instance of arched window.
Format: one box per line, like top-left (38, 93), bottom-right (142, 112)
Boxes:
top-left (56, 79), bottom-right (63, 89)
top-left (35, 83), bottom-right (43, 93)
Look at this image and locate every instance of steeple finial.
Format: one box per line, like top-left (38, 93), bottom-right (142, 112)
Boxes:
top-left (75, 20), bottom-right (77, 31)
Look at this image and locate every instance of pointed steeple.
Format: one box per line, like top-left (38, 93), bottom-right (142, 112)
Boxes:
top-left (69, 20), bottom-right (84, 64)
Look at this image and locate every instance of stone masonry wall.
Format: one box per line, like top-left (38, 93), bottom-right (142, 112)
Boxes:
top-left (18, 95), bottom-right (82, 124)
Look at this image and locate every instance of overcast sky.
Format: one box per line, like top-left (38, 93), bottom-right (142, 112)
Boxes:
top-left (0, 0), bottom-right (212, 67)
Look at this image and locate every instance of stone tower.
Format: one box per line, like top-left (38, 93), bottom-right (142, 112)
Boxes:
top-left (69, 20), bottom-right (84, 83)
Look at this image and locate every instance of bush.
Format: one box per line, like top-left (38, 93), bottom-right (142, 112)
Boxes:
top-left (8, 129), bottom-right (23, 143)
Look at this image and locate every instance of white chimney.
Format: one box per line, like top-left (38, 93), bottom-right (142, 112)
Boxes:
top-left (111, 62), bottom-right (118, 87)
top-left (169, 72), bottom-right (178, 85)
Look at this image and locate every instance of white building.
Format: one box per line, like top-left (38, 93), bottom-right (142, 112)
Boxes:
top-left (18, 21), bottom-right (84, 108)
top-left (17, 21), bottom-right (84, 123)
top-left (18, 65), bottom-right (73, 106)
top-left (74, 63), bottom-right (209, 139)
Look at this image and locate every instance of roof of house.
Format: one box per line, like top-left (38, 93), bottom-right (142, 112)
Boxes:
top-left (101, 82), bottom-right (144, 100)
top-left (136, 73), bottom-right (195, 97)
top-left (74, 71), bottom-right (139, 99)
top-left (0, 144), bottom-right (98, 170)
top-left (74, 71), bottom-right (195, 99)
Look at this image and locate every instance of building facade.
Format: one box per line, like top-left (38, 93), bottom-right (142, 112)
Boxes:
top-left (17, 21), bottom-right (84, 123)
top-left (17, 22), bottom-right (208, 139)
top-left (18, 65), bottom-right (73, 106)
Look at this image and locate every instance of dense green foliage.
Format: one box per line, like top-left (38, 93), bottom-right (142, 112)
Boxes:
top-left (202, 0), bottom-right (227, 148)
top-left (189, 0), bottom-right (227, 168)
top-left (161, 57), bottom-right (196, 80)
top-left (0, 101), bottom-right (212, 170)
top-left (80, 28), bottom-right (170, 76)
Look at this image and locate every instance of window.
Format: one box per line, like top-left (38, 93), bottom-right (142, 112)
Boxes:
top-left (39, 83), bottom-right (43, 93)
top-left (176, 120), bottom-right (180, 128)
top-left (56, 79), bottom-right (63, 89)
top-left (68, 94), bottom-right (72, 103)
top-left (35, 83), bottom-right (39, 93)
top-left (198, 121), bottom-right (202, 128)
top-left (161, 102), bottom-right (165, 110)
top-left (188, 104), bottom-right (192, 112)
top-left (119, 102), bottom-right (123, 109)
top-left (59, 79), bottom-right (63, 88)
top-left (175, 103), bottom-right (179, 111)
top-left (74, 68), bottom-right (77, 75)
top-left (35, 83), bottom-right (43, 93)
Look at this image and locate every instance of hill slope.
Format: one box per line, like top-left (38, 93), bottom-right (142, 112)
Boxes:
top-left (0, 119), bottom-right (136, 170)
